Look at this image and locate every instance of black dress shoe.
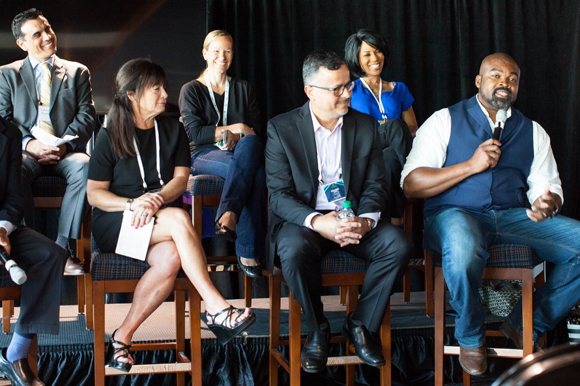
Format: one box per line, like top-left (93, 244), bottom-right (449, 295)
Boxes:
top-left (0, 348), bottom-right (45, 386)
top-left (301, 323), bottom-right (331, 373)
top-left (237, 256), bottom-right (263, 278)
top-left (341, 313), bottom-right (386, 367)
top-left (215, 223), bottom-right (237, 242)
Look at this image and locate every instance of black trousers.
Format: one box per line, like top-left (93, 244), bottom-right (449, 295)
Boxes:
top-left (8, 227), bottom-right (67, 335)
top-left (276, 221), bottom-right (413, 332)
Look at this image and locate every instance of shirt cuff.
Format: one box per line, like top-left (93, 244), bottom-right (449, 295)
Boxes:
top-left (303, 212), bottom-right (323, 230)
top-left (359, 213), bottom-right (380, 229)
top-left (22, 135), bottom-right (34, 151)
top-left (0, 221), bottom-right (16, 237)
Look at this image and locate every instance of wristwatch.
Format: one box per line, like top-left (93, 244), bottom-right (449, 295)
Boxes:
top-left (126, 198), bottom-right (133, 211)
top-left (364, 218), bottom-right (372, 230)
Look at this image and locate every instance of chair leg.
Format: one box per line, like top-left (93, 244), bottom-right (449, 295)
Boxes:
top-left (463, 370), bottom-right (471, 386)
top-left (190, 285), bottom-right (202, 386)
top-left (244, 275), bottom-right (252, 308)
top-left (434, 267), bottom-right (445, 386)
top-left (345, 285), bottom-right (358, 386)
top-left (93, 281), bottom-right (106, 386)
top-left (403, 266), bottom-right (412, 303)
top-left (339, 286), bottom-right (347, 305)
top-left (269, 274), bottom-right (281, 386)
top-left (522, 271), bottom-right (534, 357)
top-left (379, 301), bottom-right (391, 386)
top-left (175, 289), bottom-right (185, 386)
top-left (192, 196), bottom-right (203, 239)
top-left (289, 291), bottom-right (302, 385)
top-left (3, 300), bottom-right (12, 333)
top-left (28, 334), bottom-right (38, 375)
top-left (425, 251), bottom-right (434, 317)
top-left (85, 275), bottom-right (94, 330)
top-left (77, 275), bottom-right (85, 314)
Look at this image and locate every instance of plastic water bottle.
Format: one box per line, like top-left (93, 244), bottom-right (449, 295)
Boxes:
top-left (338, 200), bottom-right (355, 220)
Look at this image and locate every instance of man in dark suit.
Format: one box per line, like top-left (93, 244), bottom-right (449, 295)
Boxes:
top-left (0, 116), bottom-right (67, 386)
top-left (265, 50), bottom-right (412, 372)
top-left (0, 9), bottom-right (95, 274)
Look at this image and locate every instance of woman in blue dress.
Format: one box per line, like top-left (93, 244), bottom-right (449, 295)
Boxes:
top-left (345, 29), bottom-right (416, 225)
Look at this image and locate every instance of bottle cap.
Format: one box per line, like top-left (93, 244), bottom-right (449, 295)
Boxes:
top-left (343, 200), bottom-right (352, 209)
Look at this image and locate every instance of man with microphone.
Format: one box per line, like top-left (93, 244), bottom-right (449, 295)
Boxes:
top-left (0, 115), bottom-right (66, 385)
top-left (402, 53), bottom-right (580, 375)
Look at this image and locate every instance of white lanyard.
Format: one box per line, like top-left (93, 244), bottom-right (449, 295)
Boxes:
top-left (204, 73), bottom-right (230, 126)
top-left (360, 78), bottom-right (388, 122)
top-left (133, 120), bottom-right (164, 192)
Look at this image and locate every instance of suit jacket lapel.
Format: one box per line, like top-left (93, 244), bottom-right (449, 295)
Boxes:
top-left (341, 112), bottom-right (354, 197)
top-left (297, 103), bottom-right (319, 200)
top-left (50, 56), bottom-right (65, 112)
top-left (20, 59), bottom-right (38, 106)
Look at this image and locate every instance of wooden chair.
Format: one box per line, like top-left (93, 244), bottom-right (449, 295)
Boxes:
top-left (0, 269), bottom-right (39, 386)
top-left (91, 238), bottom-right (201, 386)
top-left (269, 250), bottom-right (391, 386)
top-left (182, 174), bottom-right (253, 307)
top-left (3, 176), bottom-right (93, 333)
top-left (431, 244), bottom-right (545, 386)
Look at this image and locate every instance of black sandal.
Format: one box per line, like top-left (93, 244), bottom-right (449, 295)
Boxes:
top-left (105, 329), bottom-right (133, 372)
top-left (206, 306), bottom-right (256, 346)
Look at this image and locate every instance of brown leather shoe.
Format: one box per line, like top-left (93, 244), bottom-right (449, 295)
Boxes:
top-left (459, 344), bottom-right (487, 376)
top-left (499, 321), bottom-right (545, 353)
top-left (64, 256), bottom-right (86, 276)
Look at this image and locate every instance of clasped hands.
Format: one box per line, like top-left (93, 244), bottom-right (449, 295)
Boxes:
top-left (26, 139), bottom-right (67, 165)
top-left (129, 193), bottom-right (165, 228)
top-left (311, 211), bottom-right (371, 247)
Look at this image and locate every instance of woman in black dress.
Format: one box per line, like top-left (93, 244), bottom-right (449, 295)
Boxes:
top-left (179, 30), bottom-right (266, 278)
top-left (87, 58), bottom-right (255, 372)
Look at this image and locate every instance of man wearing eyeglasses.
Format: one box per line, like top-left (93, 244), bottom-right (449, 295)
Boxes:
top-left (265, 49), bottom-right (412, 373)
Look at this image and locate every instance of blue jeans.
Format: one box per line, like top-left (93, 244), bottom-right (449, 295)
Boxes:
top-left (191, 135), bottom-right (266, 259)
top-left (424, 207), bottom-right (580, 348)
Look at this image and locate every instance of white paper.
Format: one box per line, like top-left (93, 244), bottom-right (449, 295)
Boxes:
top-left (31, 126), bottom-right (79, 147)
top-left (115, 210), bottom-right (155, 261)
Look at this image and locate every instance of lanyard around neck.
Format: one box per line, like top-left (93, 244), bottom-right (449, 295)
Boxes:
top-left (360, 78), bottom-right (387, 122)
top-left (133, 120), bottom-right (164, 192)
top-left (204, 73), bottom-right (230, 126)
top-left (315, 130), bottom-right (342, 185)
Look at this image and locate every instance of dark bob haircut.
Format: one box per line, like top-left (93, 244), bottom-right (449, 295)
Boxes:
top-left (344, 29), bottom-right (390, 79)
top-left (12, 8), bottom-right (43, 41)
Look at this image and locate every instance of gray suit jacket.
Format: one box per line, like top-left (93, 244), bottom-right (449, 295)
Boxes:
top-left (0, 55), bottom-right (96, 152)
top-left (265, 102), bottom-right (388, 272)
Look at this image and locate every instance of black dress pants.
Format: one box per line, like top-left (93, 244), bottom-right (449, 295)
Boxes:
top-left (276, 221), bottom-right (412, 332)
top-left (8, 227), bottom-right (67, 335)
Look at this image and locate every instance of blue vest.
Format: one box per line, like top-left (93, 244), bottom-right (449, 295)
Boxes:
top-left (423, 95), bottom-right (534, 218)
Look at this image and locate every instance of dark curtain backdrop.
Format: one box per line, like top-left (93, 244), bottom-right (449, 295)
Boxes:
top-left (208, 0), bottom-right (580, 219)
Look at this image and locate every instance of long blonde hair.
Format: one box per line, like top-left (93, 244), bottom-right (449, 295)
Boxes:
top-left (200, 30), bottom-right (234, 77)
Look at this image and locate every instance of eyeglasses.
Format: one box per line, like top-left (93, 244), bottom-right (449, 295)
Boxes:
top-left (309, 81), bottom-right (355, 96)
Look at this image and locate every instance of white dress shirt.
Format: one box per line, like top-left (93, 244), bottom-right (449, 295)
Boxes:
top-left (401, 95), bottom-right (563, 206)
top-left (304, 103), bottom-right (380, 229)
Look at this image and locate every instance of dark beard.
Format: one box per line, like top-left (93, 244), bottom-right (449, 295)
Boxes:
top-left (485, 87), bottom-right (513, 110)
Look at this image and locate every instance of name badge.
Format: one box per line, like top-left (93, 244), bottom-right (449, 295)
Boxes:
top-left (323, 180), bottom-right (346, 202)
top-left (38, 105), bottom-right (51, 125)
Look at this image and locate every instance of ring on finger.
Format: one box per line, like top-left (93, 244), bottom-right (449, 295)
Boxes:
top-left (541, 211), bottom-right (547, 218)
top-left (141, 213), bottom-right (148, 217)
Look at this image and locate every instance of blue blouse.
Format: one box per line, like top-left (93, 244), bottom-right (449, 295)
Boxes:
top-left (350, 79), bottom-right (414, 125)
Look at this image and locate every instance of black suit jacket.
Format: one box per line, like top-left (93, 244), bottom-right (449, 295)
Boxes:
top-left (265, 102), bottom-right (388, 272)
top-left (0, 116), bottom-right (25, 226)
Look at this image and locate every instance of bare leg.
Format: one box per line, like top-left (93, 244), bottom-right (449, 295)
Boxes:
top-left (113, 241), bottom-right (181, 364)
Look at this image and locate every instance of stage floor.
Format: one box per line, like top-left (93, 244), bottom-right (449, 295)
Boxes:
top-left (0, 292), bottom-right (512, 386)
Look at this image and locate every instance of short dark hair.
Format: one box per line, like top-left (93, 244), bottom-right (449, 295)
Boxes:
top-left (302, 50), bottom-right (346, 86)
top-left (12, 8), bottom-right (43, 41)
top-left (344, 29), bottom-right (390, 79)
top-left (108, 58), bottom-right (168, 158)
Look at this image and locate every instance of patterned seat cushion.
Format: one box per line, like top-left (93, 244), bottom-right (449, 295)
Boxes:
top-left (184, 175), bottom-right (225, 197)
top-left (91, 237), bottom-right (187, 281)
top-left (32, 176), bottom-right (67, 197)
top-left (433, 244), bottom-right (535, 269)
top-left (0, 269), bottom-right (20, 289)
top-left (320, 250), bottom-right (369, 274)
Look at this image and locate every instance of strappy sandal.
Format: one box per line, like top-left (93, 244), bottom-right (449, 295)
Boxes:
top-left (105, 329), bottom-right (133, 372)
top-left (206, 306), bottom-right (256, 346)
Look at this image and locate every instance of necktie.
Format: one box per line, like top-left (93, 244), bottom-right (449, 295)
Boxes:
top-left (39, 62), bottom-right (54, 135)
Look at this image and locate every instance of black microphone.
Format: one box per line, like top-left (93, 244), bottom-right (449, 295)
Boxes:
top-left (493, 109), bottom-right (508, 140)
top-left (0, 247), bottom-right (27, 285)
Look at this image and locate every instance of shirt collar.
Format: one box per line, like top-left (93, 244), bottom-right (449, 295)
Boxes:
top-left (309, 102), bottom-right (343, 133)
top-left (475, 93), bottom-right (512, 128)
top-left (28, 55), bottom-right (54, 70)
